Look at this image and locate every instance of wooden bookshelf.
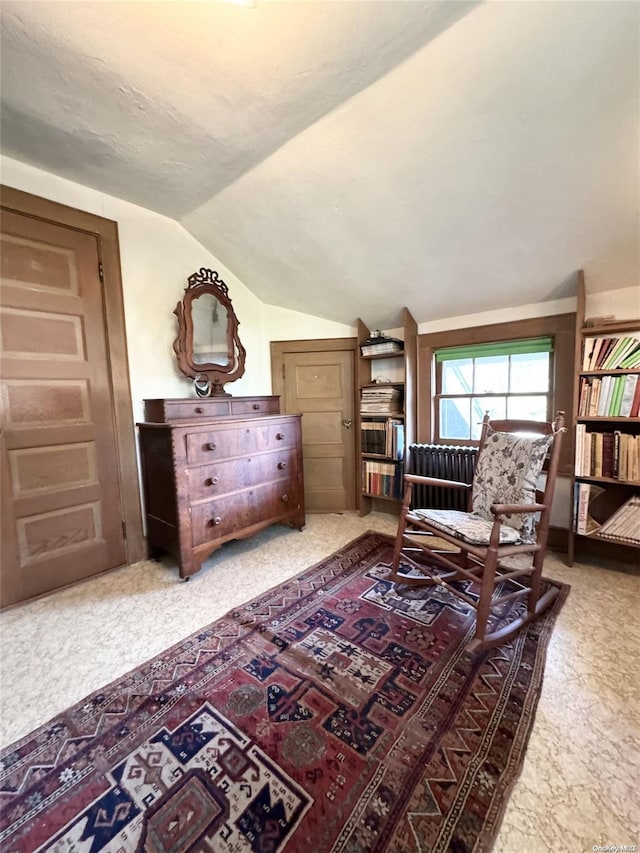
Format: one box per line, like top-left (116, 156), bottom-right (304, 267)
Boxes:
top-left (568, 271), bottom-right (640, 563)
top-left (357, 309), bottom-right (417, 515)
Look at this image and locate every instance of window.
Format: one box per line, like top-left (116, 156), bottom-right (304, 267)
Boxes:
top-left (434, 338), bottom-right (553, 442)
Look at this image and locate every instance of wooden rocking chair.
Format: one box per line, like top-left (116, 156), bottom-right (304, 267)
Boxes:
top-left (388, 411), bottom-right (566, 653)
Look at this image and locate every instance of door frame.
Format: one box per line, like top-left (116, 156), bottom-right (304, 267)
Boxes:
top-left (1, 185), bottom-right (145, 566)
top-left (270, 337), bottom-right (359, 511)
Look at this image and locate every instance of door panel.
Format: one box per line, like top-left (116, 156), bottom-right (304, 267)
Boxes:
top-left (0, 209), bottom-right (126, 606)
top-left (282, 350), bottom-right (355, 512)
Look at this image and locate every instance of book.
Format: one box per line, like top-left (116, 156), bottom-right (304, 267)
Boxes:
top-left (591, 432), bottom-right (603, 477)
top-left (575, 424), bottom-right (586, 476)
top-left (619, 375), bottom-right (638, 418)
top-left (608, 375), bottom-right (626, 416)
top-left (576, 483), bottom-right (591, 534)
top-left (601, 432), bottom-right (615, 479)
top-left (596, 376), bottom-right (613, 416)
top-left (630, 377), bottom-right (640, 418)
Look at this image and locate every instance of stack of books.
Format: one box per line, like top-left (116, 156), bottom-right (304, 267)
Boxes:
top-left (360, 336), bottom-right (404, 357)
top-left (360, 385), bottom-right (403, 415)
top-left (598, 496), bottom-right (640, 545)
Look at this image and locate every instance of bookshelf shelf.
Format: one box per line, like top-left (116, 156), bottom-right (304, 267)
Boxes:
top-left (577, 416), bottom-right (639, 423)
top-left (568, 271), bottom-right (640, 563)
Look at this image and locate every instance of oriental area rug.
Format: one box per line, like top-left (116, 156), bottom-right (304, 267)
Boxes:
top-left (0, 532), bottom-right (568, 853)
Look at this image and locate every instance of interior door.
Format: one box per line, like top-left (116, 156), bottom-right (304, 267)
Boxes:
top-left (0, 209), bottom-right (127, 606)
top-left (282, 349), bottom-right (356, 511)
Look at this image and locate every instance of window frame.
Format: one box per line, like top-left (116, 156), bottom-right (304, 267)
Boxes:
top-left (433, 342), bottom-right (554, 444)
top-left (417, 313), bottom-right (576, 475)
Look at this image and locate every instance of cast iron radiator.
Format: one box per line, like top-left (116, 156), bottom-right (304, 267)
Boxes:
top-left (406, 444), bottom-right (478, 511)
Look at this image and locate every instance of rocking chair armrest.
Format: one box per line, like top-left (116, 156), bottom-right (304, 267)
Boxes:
top-left (490, 502), bottom-right (546, 516)
top-left (404, 474), bottom-right (471, 490)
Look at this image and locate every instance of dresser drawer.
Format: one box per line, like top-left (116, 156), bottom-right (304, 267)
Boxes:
top-left (186, 421), bottom-right (296, 465)
top-left (230, 397), bottom-right (279, 416)
top-left (188, 449), bottom-right (297, 501)
top-left (146, 398), bottom-right (231, 421)
top-left (191, 480), bottom-right (299, 547)
top-left (144, 396), bottom-right (279, 423)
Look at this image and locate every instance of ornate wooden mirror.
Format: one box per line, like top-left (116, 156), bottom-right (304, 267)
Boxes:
top-left (173, 268), bottom-right (246, 396)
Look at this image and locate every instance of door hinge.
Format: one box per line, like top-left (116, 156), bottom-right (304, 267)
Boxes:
top-left (98, 261), bottom-right (104, 283)
top-left (122, 520), bottom-right (127, 540)
top-left (282, 364), bottom-right (286, 379)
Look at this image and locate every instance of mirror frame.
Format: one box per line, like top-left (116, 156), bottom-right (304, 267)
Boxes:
top-left (173, 268), bottom-right (246, 396)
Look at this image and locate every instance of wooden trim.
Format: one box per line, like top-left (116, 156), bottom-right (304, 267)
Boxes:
top-left (417, 313), bottom-right (576, 475)
top-left (0, 185), bottom-right (145, 564)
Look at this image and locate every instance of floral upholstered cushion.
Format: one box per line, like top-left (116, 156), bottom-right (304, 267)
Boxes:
top-left (410, 509), bottom-right (521, 545)
top-left (471, 426), bottom-right (553, 544)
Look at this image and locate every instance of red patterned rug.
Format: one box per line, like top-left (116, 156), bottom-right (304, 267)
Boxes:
top-left (0, 532), bottom-right (568, 852)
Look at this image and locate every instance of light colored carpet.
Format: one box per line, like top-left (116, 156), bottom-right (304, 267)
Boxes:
top-left (0, 512), bottom-right (638, 852)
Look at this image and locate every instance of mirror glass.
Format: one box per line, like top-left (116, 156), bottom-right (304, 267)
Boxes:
top-left (192, 293), bottom-right (229, 365)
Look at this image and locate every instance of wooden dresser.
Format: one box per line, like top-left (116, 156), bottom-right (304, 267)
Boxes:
top-left (138, 397), bottom-right (305, 579)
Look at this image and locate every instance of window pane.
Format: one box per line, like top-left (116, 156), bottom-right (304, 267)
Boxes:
top-left (507, 395), bottom-right (549, 421)
top-left (510, 352), bottom-right (550, 392)
top-left (440, 398), bottom-right (471, 440)
top-left (474, 356), bottom-right (509, 393)
top-left (442, 359), bottom-right (472, 394)
top-left (471, 396), bottom-right (506, 440)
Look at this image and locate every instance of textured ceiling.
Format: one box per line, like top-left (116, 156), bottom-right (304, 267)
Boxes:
top-left (1, 1), bottom-right (638, 326)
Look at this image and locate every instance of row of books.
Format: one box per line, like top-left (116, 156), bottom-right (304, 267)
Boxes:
top-left (360, 336), bottom-right (404, 357)
top-left (574, 484), bottom-right (640, 544)
top-left (578, 374), bottom-right (640, 418)
top-left (597, 495), bottom-right (640, 545)
top-left (361, 460), bottom-right (403, 499)
top-left (575, 426), bottom-right (640, 482)
top-left (360, 384), bottom-right (403, 415)
top-left (360, 419), bottom-right (404, 459)
top-left (582, 334), bottom-right (640, 371)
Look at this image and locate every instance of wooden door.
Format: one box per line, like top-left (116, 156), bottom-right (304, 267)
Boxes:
top-left (1, 209), bottom-right (128, 606)
top-left (281, 349), bottom-right (356, 511)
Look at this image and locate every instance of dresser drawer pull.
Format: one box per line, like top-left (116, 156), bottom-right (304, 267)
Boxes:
top-left (252, 403), bottom-right (260, 410)
top-left (206, 477), bottom-right (219, 486)
top-left (205, 442), bottom-right (217, 452)
top-left (195, 406), bottom-right (204, 414)
top-left (281, 494), bottom-right (289, 502)
top-left (276, 433), bottom-right (285, 441)
top-left (277, 461), bottom-right (287, 470)
top-left (208, 516), bottom-right (222, 526)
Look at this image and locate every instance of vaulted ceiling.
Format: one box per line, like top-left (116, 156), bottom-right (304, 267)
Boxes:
top-left (1, 1), bottom-right (638, 326)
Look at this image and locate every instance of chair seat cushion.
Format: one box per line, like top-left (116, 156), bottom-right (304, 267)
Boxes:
top-left (409, 509), bottom-right (521, 545)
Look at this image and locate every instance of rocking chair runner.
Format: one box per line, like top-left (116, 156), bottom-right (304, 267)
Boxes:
top-left (388, 411), bottom-right (566, 653)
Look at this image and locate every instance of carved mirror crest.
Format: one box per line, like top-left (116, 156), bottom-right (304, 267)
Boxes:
top-left (173, 268), bottom-right (246, 396)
